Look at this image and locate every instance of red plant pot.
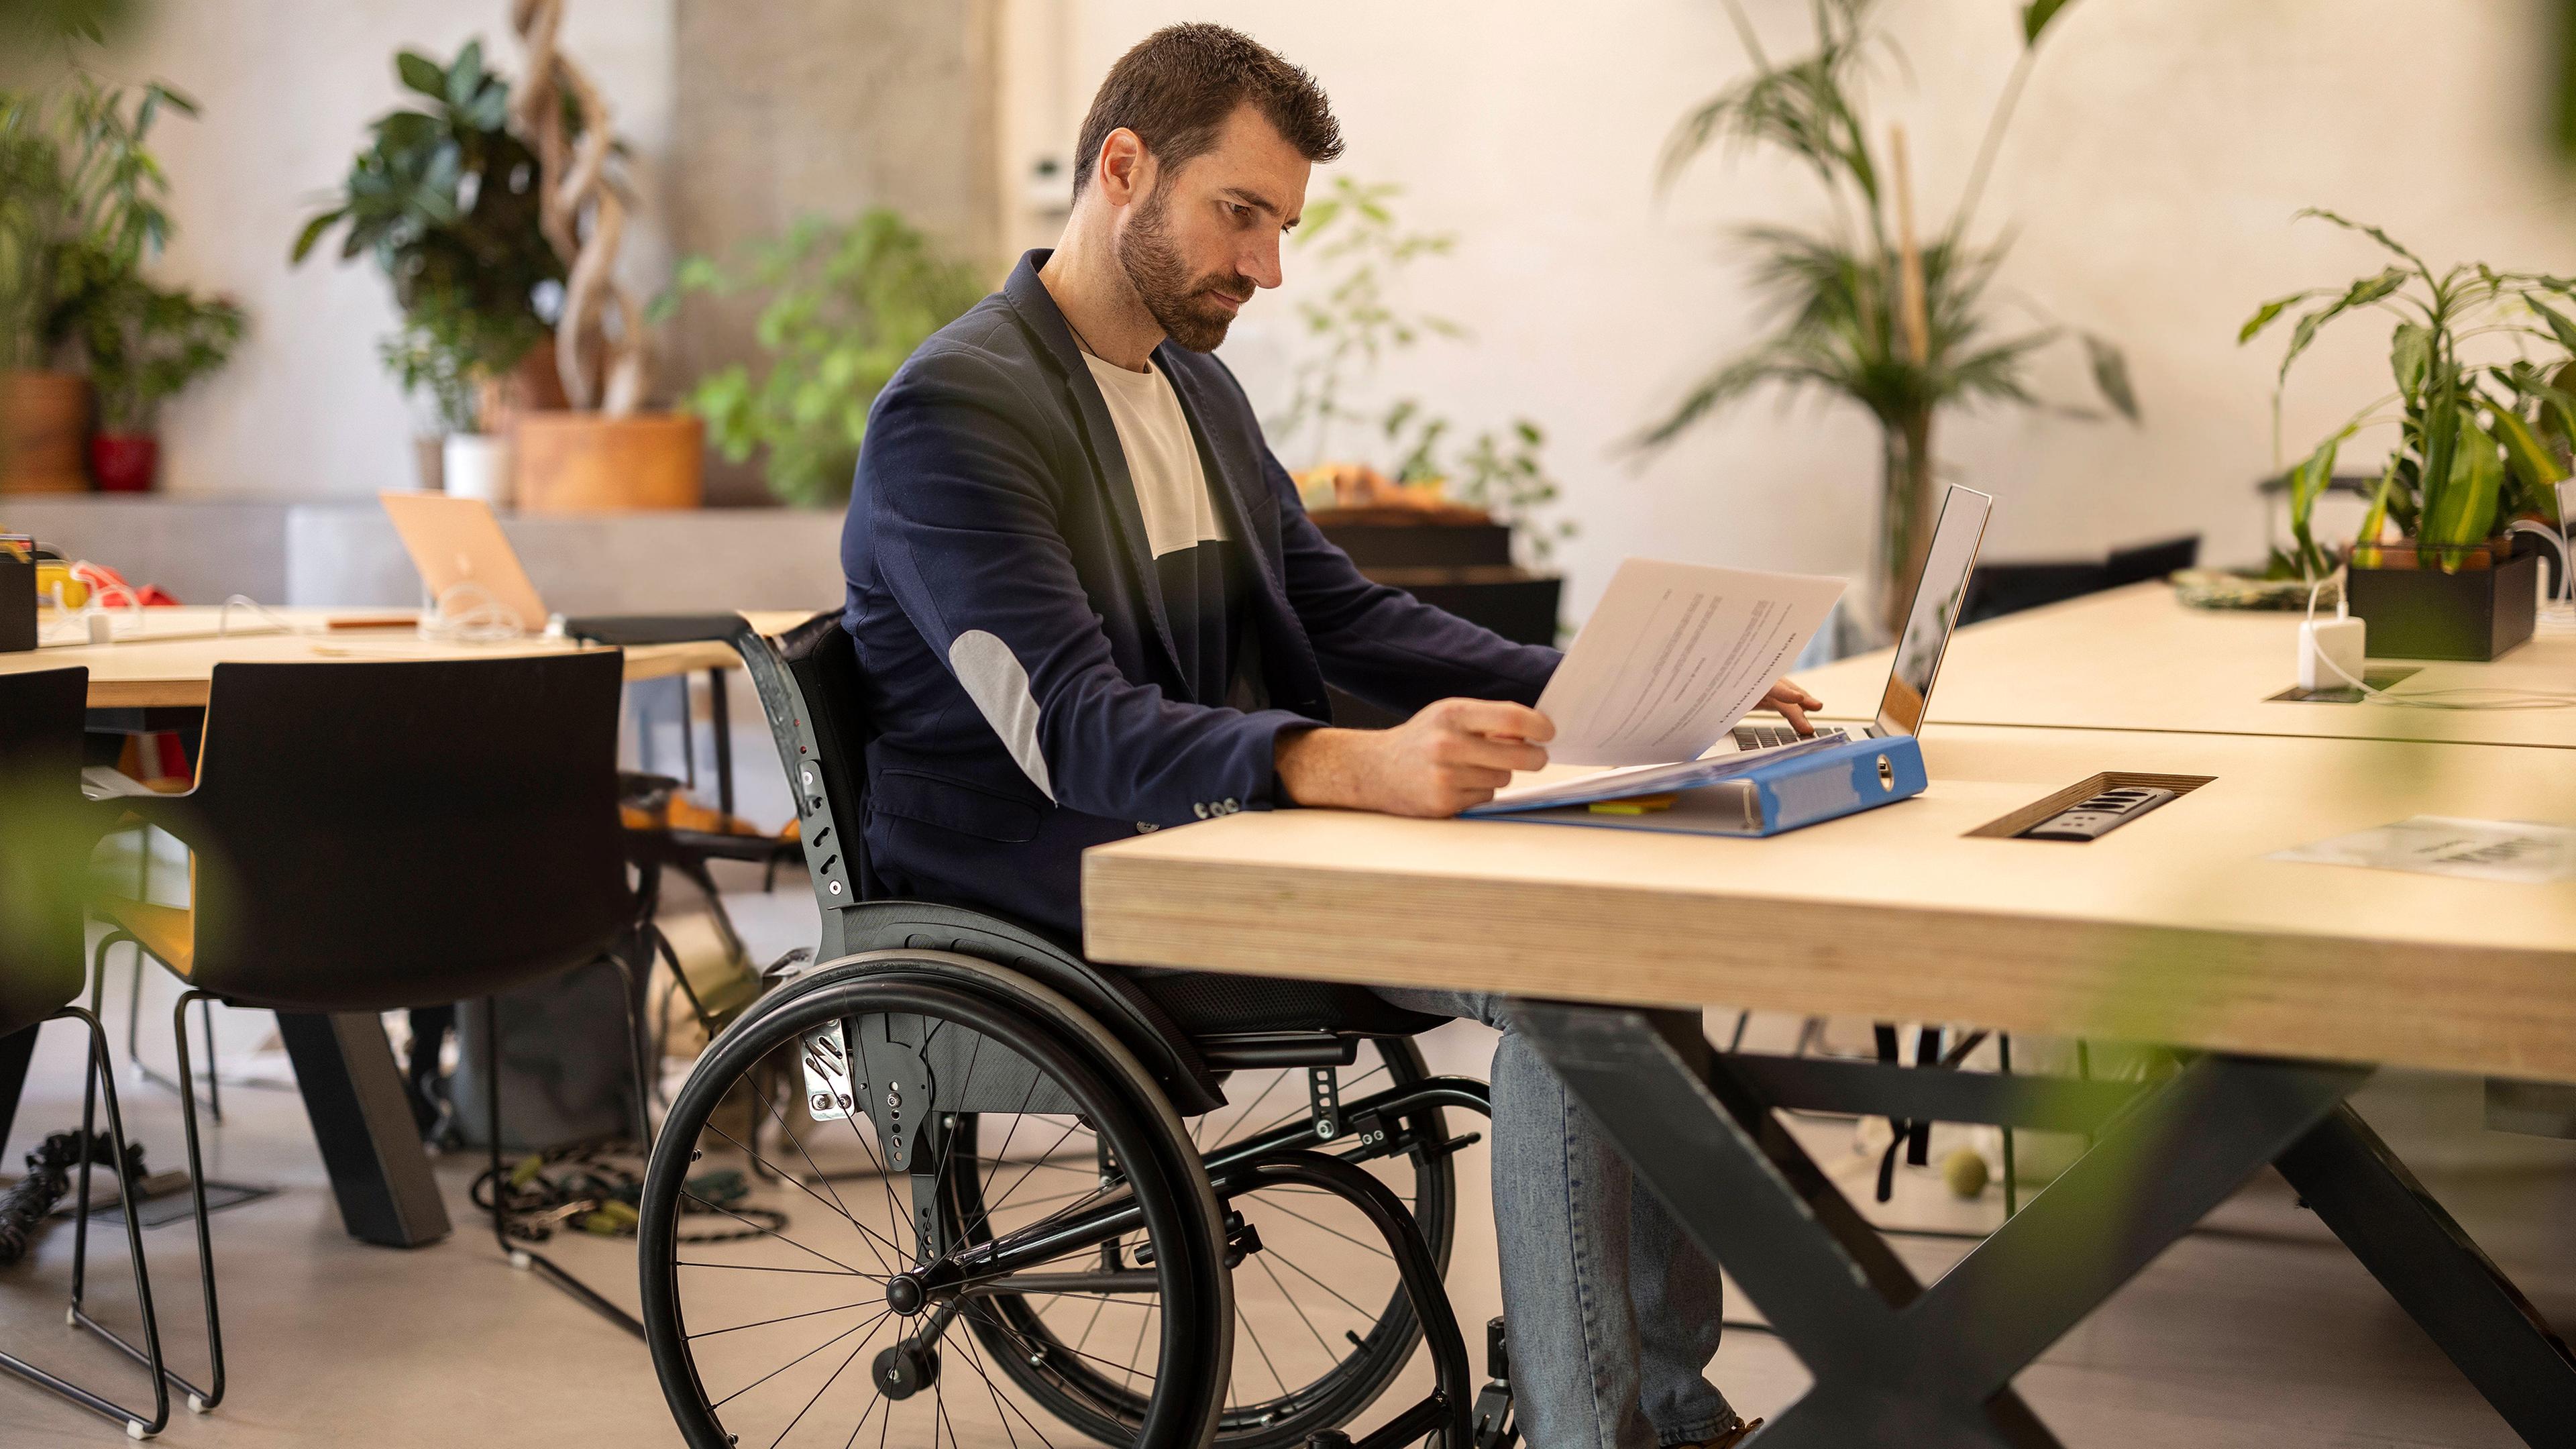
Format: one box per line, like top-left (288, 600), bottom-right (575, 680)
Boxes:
top-left (89, 433), bottom-right (160, 492)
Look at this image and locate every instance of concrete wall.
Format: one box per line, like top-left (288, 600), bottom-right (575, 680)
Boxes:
top-left (666, 0), bottom-right (1006, 504)
top-left (1044, 1), bottom-right (2576, 619)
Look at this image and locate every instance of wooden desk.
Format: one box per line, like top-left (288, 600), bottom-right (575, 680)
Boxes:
top-left (1084, 725), bottom-right (2576, 1445)
top-left (1792, 582), bottom-right (2576, 749)
top-left (2, 606), bottom-right (800, 708)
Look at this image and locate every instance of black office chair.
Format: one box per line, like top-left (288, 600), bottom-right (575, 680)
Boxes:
top-left (0, 667), bottom-right (173, 1438)
top-left (93, 652), bottom-right (656, 1402)
top-left (574, 614), bottom-right (1507, 1449)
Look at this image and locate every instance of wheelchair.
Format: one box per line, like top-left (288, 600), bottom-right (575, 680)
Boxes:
top-left (585, 613), bottom-right (1521, 1449)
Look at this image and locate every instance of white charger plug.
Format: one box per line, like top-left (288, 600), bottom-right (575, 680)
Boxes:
top-left (2299, 598), bottom-right (2366, 692)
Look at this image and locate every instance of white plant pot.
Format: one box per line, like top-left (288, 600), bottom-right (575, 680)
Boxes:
top-left (442, 431), bottom-right (515, 506)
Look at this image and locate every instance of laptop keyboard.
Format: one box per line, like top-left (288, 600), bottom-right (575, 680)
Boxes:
top-left (1731, 722), bottom-right (1849, 751)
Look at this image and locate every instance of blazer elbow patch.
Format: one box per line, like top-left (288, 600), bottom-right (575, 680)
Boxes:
top-left (947, 629), bottom-right (1057, 802)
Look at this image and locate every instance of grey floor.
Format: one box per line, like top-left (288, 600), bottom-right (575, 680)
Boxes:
top-left (1, 886), bottom-right (2569, 1447)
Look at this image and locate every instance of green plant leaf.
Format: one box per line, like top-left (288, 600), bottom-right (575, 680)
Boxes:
top-left (2489, 398), bottom-right (2567, 504)
top-left (396, 50), bottom-right (447, 101)
top-left (2238, 290), bottom-right (2319, 344)
top-left (2528, 296), bottom-right (2576, 356)
top-left (2390, 321), bottom-right (2430, 398)
top-left (2023, 0), bottom-right (2076, 46)
top-left (2422, 405), bottom-right (2502, 547)
top-left (290, 208), bottom-right (343, 264)
top-left (2276, 268), bottom-right (2408, 384)
top-left (2082, 332), bottom-right (2138, 421)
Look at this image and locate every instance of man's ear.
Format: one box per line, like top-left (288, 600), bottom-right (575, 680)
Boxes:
top-left (1097, 127), bottom-right (1151, 207)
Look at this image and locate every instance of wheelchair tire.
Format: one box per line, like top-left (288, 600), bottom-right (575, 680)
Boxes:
top-left (639, 953), bottom-right (1234, 1449)
top-left (969, 1035), bottom-right (1457, 1449)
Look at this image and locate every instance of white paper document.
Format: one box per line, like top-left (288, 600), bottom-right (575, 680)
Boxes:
top-left (2267, 816), bottom-right (2576, 884)
top-left (1534, 559), bottom-right (1845, 768)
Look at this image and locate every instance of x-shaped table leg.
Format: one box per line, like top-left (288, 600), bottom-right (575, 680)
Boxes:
top-left (1515, 1004), bottom-right (2367, 1448)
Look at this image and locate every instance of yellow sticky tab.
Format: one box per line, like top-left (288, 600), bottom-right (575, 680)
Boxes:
top-left (1589, 793), bottom-right (1679, 815)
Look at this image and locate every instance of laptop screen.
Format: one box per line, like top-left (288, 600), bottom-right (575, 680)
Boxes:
top-left (1876, 486), bottom-right (1992, 736)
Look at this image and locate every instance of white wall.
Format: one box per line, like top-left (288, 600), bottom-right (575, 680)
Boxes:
top-left (1047, 0), bottom-right (2576, 618)
top-left (80, 0), bottom-right (674, 500)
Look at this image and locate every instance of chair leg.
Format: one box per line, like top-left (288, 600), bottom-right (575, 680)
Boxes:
top-left (96, 930), bottom-right (209, 1122)
top-left (480, 997), bottom-right (645, 1339)
top-left (162, 993), bottom-right (227, 1413)
top-left (196, 998), bottom-right (221, 1127)
top-left (7, 1006), bottom-right (174, 1438)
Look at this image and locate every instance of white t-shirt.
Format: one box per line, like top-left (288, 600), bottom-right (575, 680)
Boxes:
top-left (1081, 352), bottom-right (1250, 707)
top-left (1083, 354), bottom-right (1228, 557)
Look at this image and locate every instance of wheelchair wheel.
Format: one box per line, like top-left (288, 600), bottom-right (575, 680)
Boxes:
top-left (639, 954), bottom-right (1234, 1449)
top-left (969, 1036), bottom-right (1456, 1449)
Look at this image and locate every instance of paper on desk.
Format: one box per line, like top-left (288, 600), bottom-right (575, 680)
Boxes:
top-left (1534, 559), bottom-right (1844, 767)
top-left (2267, 816), bottom-right (2576, 884)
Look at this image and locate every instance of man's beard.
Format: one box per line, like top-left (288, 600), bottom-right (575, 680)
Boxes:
top-left (1115, 182), bottom-right (1254, 353)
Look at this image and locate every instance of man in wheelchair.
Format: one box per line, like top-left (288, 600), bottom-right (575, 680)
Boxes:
top-left (830, 23), bottom-right (1779, 1449)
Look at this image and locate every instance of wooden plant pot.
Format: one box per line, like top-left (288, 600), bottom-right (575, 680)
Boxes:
top-left (1, 370), bottom-right (94, 494)
top-left (513, 411), bottom-right (704, 514)
top-left (2345, 541), bottom-right (2540, 661)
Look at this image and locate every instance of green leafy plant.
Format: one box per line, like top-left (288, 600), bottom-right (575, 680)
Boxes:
top-left (2242, 211), bottom-right (2573, 580)
top-left (1272, 178), bottom-right (1574, 561)
top-left (660, 209), bottom-right (986, 506)
top-left (292, 41), bottom-right (561, 431)
top-left (0, 74), bottom-right (198, 372)
top-left (58, 246), bottom-right (245, 431)
top-left (1646, 0), bottom-right (2134, 634)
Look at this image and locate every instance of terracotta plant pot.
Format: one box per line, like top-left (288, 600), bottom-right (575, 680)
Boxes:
top-left (89, 433), bottom-right (160, 492)
top-left (1, 370), bottom-right (94, 493)
top-left (513, 411), bottom-right (704, 514)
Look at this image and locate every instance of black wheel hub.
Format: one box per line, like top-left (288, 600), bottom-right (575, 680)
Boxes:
top-left (872, 1340), bottom-right (939, 1399)
top-left (883, 1273), bottom-right (928, 1316)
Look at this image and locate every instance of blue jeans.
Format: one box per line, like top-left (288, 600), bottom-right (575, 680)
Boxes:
top-left (1374, 989), bottom-right (1743, 1449)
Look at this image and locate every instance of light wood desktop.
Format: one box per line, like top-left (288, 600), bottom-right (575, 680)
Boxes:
top-left (1087, 722), bottom-right (2576, 1083)
top-left (1087, 720), bottom-right (2576, 1442)
top-left (1791, 580), bottom-right (2576, 749)
top-left (0, 606), bottom-right (816, 707)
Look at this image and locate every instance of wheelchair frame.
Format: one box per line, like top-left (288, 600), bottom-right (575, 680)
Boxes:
top-left (589, 614), bottom-right (1522, 1449)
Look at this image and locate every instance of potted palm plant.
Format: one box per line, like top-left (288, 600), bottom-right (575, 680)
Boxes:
top-left (2243, 213), bottom-right (2563, 660)
top-left (1644, 0), bottom-right (2135, 637)
top-left (293, 40), bottom-right (562, 502)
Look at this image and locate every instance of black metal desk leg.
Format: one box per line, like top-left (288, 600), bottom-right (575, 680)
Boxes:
top-left (0, 1024), bottom-right (34, 1151)
top-left (275, 1012), bottom-right (451, 1248)
top-left (1514, 1004), bottom-right (2366, 1449)
top-left (2275, 1104), bottom-right (2576, 1444)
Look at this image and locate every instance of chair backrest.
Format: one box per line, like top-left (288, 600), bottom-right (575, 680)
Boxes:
top-left (181, 652), bottom-right (629, 1012)
top-left (0, 667), bottom-right (91, 1037)
top-left (777, 611), bottom-right (879, 899)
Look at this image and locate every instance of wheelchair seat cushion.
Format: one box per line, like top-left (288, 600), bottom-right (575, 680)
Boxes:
top-left (1124, 968), bottom-right (1451, 1040)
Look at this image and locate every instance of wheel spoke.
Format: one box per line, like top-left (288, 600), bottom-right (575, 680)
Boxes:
top-left (1260, 1243), bottom-right (1379, 1320)
top-left (681, 1187), bottom-right (885, 1280)
top-left (705, 1117), bottom-right (906, 1273)
top-left (1236, 1298), bottom-right (1289, 1399)
top-left (954, 1321), bottom-right (1066, 1449)
top-left (711, 1306), bottom-right (893, 1411)
top-left (1244, 1193), bottom-right (1393, 1258)
top-left (691, 1299), bottom-right (879, 1341)
top-left (767, 1319), bottom-right (879, 1449)
top-left (1256, 1248), bottom-right (1338, 1360)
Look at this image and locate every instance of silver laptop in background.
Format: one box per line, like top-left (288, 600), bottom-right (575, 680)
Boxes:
top-left (1731, 484), bottom-right (1993, 751)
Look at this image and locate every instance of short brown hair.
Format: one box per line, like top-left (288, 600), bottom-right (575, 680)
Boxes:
top-left (1072, 24), bottom-right (1342, 198)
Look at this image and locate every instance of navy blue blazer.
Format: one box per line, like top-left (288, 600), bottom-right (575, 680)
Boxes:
top-left (842, 250), bottom-right (1560, 943)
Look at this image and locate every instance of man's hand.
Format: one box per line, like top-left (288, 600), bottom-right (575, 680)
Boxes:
top-left (1276, 698), bottom-right (1553, 817)
top-left (1760, 678), bottom-right (1824, 735)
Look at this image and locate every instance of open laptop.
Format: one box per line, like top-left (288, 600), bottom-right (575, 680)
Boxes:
top-left (378, 492), bottom-right (549, 632)
top-left (1729, 484), bottom-right (1992, 751)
